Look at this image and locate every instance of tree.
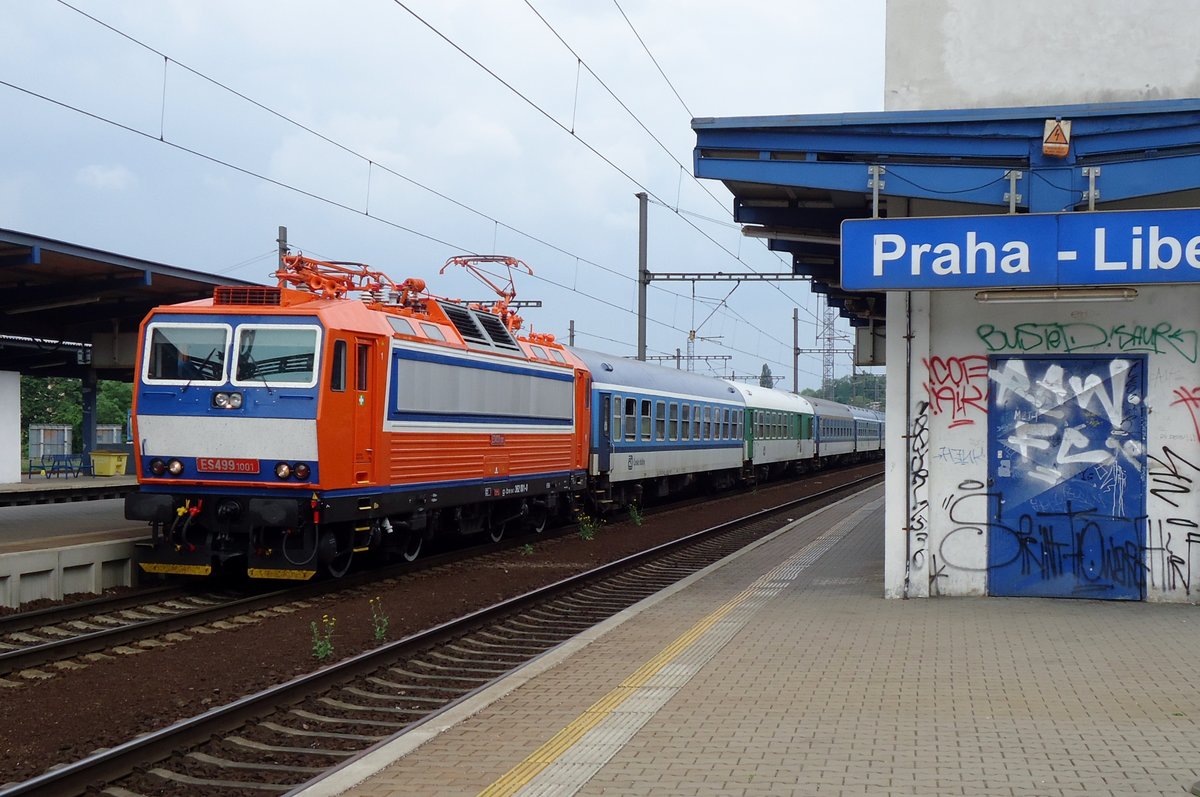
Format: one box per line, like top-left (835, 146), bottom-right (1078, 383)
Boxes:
top-left (19, 376), bottom-right (133, 453)
top-left (801, 372), bottom-right (886, 409)
top-left (759, 364), bottom-right (773, 388)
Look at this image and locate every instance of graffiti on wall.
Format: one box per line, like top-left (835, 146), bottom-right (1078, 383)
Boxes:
top-left (977, 321), bottom-right (1198, 363)
top-left (986, 356), bottom-right (1147, 599)
top-left (1146, 446), bottom-right (1200, 595)
top-left (922, 355), bottom-right (989, 427)
top-left (905, 400), bottom-right (931, 592)
top-left (1170, 387), bottom-right (1200, 441)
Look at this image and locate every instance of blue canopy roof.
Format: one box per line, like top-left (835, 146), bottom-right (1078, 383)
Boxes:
top-left (693, 99), bottom-right (1200, 326)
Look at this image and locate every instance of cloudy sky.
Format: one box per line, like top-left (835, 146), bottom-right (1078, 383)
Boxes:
top-left (1, 0), bottom-right (885, 391)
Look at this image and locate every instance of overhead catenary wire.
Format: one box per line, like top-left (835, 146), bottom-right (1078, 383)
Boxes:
top-left (53, 0), bottom-right (816, 357)
top-left (33, 1), bottom-right (832, 382)
top-left (390, 1), bottom-right (806, 300)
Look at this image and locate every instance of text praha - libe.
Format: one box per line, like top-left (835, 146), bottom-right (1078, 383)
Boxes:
top-left (872, 226), bottom-right (1200, 277)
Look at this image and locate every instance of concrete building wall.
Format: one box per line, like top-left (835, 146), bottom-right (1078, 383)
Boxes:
top-left (0, 372), bottom-right (20, 484)
top-left (885, 285), bottom-right (1200, 602)
top-left (885, 0), bottom-right (1200, 111)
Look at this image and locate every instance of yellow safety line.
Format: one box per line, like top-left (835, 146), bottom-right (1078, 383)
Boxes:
top-left (476, 583), bottom-right (758, 797)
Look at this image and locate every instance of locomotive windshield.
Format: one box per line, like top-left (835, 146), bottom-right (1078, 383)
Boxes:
top-left (232, 325), bottom-right (320, 387)
top-left (144, 323), bottom-right (230, 383)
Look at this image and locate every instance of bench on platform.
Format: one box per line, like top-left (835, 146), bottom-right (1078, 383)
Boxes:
top-left (44, 454), bottom-right (92, 478)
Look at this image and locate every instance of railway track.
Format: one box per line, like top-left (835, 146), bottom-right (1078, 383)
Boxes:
top-left (0, 471), bottom-right (881, 797)
top-left (0, 538), bottom-right (546, 681)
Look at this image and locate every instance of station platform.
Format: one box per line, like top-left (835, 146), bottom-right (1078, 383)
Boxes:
top-left (0, 473), bottom-right (137, 508)
top-left (0, 482), bottom-right (145, 608)
top-left (296, 484), bottom-right (1200, 797)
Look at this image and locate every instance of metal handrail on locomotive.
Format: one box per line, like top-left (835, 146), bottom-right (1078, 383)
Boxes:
top-left (125, 253), bottom-right (883, 579)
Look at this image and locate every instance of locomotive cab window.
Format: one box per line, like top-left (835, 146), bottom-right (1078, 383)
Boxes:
top-left (330, 340), bottom-right (347, 392)
top-left (232, 324), bottom-right (321, 388)
top-left (356, 343), bottom-right (370, 391)
top-left (143, 322), bottom-right (230, 384)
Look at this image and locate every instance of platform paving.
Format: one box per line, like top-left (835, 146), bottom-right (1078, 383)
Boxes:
top-left (296, 485), bottom-right (1200, 797)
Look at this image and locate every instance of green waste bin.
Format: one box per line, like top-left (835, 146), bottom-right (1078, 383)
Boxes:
top-left (90, 451), bottom-right (128, 477)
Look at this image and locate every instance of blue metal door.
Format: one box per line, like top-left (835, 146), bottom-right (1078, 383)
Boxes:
top-left (987, 356), bottom-right (1146, 599)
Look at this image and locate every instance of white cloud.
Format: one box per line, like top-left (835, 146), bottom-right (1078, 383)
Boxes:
top-left (76, 163), bottom-right (137, 191)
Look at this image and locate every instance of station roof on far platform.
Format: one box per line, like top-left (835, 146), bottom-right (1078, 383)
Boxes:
top-left (0, 228), bottom-right (259, 379)
top-left (693, 98), bottom-right (1200, 329)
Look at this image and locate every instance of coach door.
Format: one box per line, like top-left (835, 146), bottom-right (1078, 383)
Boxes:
top-left (598, 392), bottom-right (612, 472)
top-left (987, 356), bottom-right (1146, 600)
top-left (353, 338), bottom-right (375, 482)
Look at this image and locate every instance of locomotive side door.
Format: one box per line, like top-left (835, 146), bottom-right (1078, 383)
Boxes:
top-left (353, 337), bottom-right (375, 482)
top-left (597, 392), bottom-right (612, 472)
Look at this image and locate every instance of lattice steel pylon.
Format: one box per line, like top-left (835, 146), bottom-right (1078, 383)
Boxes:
top-left (817, 295), bottom-right (851, 399)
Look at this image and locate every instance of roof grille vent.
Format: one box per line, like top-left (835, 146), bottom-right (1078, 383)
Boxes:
top-left (214, 286), bottom-right (282, 306)
top-left (438, 301), bottom-right (489, 344)
top-left (473, 311), bottom-right (520, 350)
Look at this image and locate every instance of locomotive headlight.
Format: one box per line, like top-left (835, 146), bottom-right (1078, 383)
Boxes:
top-left (150, 458), bottom-right (167, 476)
top-left (293, 462), bottom-right (311, 480)
top-left (274, 462), bottom-right (291, 480)
top-left (213, 392), bottom-right (244, 409)
top-left (167, 459), bottom-right (184, 476)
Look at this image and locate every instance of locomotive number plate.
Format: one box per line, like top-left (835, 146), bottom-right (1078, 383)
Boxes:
top-left (196, 457), bottom-right (259, 474)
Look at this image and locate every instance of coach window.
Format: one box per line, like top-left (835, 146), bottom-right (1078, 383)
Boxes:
top-left (655, 400), bottom-right (666, 440)
top-left (613, 395), bottom-right (623, 443)
top-left (330, 340), bottom-right (347, 392)
top-left (692, 404), bottom-right (701, 440)
top-left (681, 404), bottom-right (691, 440)
top-left (640, 399), bottom-right (652, 440)
top-left (701, 406), bottom-right (710, 440)
top-left (625, 397), bottom-right (637, 440)
top-left (669, 403), bottom-right (679, 440)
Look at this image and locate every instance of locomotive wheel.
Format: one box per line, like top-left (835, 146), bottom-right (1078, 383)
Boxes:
top-left (400, 533), bottom-right (422, 562)
top-left (526, 503), bottom-right (548, 534)
top-left (488, 519), bottom-right (506, 543)
top-left (318, 530), bottom-right (354, 578)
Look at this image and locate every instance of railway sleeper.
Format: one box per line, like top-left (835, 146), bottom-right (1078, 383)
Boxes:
top-left (259, 720), bottom-right (386, 742)
top-left (290, 708), bottom-right (406, 729)
top-left (188, 750), bottom-right (325, 774)
top-left (225, 735), bottom-right (357, 758)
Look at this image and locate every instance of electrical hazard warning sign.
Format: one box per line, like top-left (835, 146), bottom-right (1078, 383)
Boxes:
top-left (1043, 119), bottom-right (1071, 158)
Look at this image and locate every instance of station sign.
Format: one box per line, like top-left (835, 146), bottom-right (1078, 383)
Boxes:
top-left (840, 207), bottom-right (1200, 291)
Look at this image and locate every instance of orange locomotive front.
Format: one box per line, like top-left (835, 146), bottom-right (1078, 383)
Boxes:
top-left (126, 255), bottom-right (590, 579)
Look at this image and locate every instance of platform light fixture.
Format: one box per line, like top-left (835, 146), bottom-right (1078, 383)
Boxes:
top-left (974, 287), bottom-right (1138, 304)
top-left (740, 226), bottom-right (840, 246)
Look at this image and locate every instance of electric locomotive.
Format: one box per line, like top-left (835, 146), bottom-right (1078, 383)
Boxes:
top-left (127, 254), bottom-right (589, 579)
